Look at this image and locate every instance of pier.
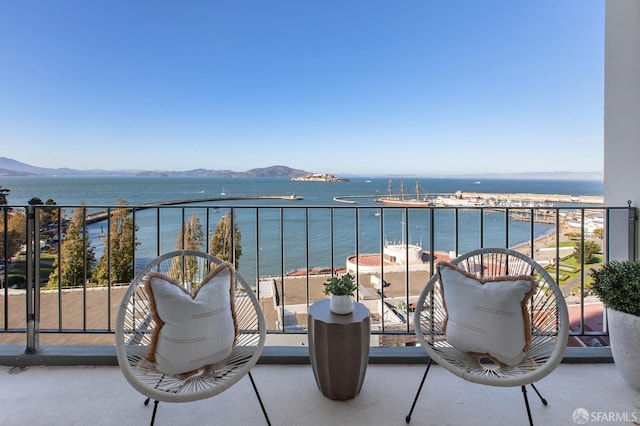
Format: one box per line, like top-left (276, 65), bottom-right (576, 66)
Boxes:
top-left (455, 191), bottom-right (603, 205)
top-left (333, 191), bottom-right (603, 206)
top-left (85, 195), bottom-right (302, 224)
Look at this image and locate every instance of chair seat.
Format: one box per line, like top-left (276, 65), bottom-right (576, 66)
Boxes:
top-left (425, 326), bottom-right (561, 386)
top-left (122, 344), bottom-right (260, 401)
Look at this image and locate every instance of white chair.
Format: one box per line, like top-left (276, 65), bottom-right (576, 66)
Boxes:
top-left (406, 248), bottom-right (569, 426)
top-left (115, 250), bottom-right (270, 425)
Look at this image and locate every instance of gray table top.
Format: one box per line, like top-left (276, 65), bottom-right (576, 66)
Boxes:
top-left (308, 298), bottom-right (369, 324)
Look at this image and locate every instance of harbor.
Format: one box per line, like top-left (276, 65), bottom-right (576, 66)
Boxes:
top-left (333, 189), bottom-right (603, 208)
top-left (450, 190), bottom-right (603, 205)
top-left (330, 178), bottom-right (603, 208)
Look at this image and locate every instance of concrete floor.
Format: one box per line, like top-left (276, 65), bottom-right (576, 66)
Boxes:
top-left (1, 363), bottom-right (638, 426)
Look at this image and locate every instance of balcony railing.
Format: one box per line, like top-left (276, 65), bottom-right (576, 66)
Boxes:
top-left (0, 203), bottom-right (635, 354)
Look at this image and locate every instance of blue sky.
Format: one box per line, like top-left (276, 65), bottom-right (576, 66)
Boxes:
top-left (0, 1), bottom-right (604, 176)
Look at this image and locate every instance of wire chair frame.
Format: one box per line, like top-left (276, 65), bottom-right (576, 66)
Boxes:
top-left (414, 247), bottom-right (569, 387)
top-left (115, 250), bottom-right (267, 404)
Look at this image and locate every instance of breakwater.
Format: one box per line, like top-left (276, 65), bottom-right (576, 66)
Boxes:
top-left (85, 195), bottom-right (302, 223)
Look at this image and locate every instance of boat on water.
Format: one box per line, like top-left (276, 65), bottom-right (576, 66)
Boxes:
top-left (380, 197), bottom-right (431, 207)
top-left (376, 179), bottom-right (431, 207)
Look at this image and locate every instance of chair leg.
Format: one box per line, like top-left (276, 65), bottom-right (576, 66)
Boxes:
top-left (149, 400), bottom-right (159, 426)
top-left (405, 359), bottom-right (433, 423)
top-left (521, 385), bottom-right (534, 426)
top-left (248, 371), bottom-right (271, 426)
top-left (530, 383), bottom-right (548, 406)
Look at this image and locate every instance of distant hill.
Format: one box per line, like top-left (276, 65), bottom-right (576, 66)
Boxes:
top-left (137, 165), bottom-right (309, 178)
top-left (0, 157), bottom-right (602, 180)
top-left (0, 157), bottom-right (311, 178)
top-left (0, 157), bottom-right (120, 176)
top-left (0, 168), bottom-right (33, 177)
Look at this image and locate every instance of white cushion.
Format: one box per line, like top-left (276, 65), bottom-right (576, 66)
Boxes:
top-left (437, 261), bottom-right (538, 366)
top-left (144, 263), bottom-right (237, 375)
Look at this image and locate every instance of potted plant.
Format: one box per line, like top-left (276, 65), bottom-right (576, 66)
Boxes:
top-left (323, 273), bottom-right (358, 314)
top-left (591, 260), bottom-right (640, 390)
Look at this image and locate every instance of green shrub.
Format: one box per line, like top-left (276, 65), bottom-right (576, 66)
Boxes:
top-left (591, 260), bottom-right (640, 316)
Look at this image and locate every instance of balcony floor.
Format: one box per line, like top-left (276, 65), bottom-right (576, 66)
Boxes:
top-left (1, 363), bottom-right (638, 425)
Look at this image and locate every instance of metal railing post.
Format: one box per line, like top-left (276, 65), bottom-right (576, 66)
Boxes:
top-left (25, 204), bottom-right (41, 353)
top-left (25, 205), bottom-right (40, 354)
top-left (628, 203), bottom-right (637, 261)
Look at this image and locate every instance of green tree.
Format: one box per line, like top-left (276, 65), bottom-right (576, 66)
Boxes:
top-left (176, 214), bottom-right (205, 251)
top-left (573, 240), bottom-right (601, 264)
top-left (0, 208), bottom-right (26, 260)
top-left (93, 200), bottom-right (138, 286)
top-left (169, 214), bottom-right (205, 284)
top-left (28, 197), bottom-right (58, 229)
top-left (41, 199), bottom-right (59, 229)
top-left (48, 206), bottom-right (95, 288)
top-left (593, 228), bottom-right (604, 239)
top-left (0, 186), bottom-right (9, 205)
top-left (209, 212), bottom-right (242, 269)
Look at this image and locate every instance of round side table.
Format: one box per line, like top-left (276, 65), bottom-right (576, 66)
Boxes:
top-left (307, 298), bottom-right (370, 401)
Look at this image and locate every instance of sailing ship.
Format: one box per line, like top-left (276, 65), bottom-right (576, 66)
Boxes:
top-left (376, 179), bottom-right (431, 207)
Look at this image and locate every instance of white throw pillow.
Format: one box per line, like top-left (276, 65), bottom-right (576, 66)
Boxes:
top-left (437, 261), bottom-right (538, 367)
top-left (144, 263), bottom-right (237, 375)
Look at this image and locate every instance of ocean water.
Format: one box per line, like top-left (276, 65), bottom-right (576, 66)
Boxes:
top-left (1, 175), bottom-right (603, 206)
top-left (1, 176), bottom-right (604, 281)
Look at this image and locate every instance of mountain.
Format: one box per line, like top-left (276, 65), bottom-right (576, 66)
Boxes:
top-left (136, 165), bottom-right (308, 178)
top-left (0, 157), bottom-right (122, 176)
top-left (0, 157), bottom-right (602, 180)
top-left (0, 157), bottom-right (310, 178)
